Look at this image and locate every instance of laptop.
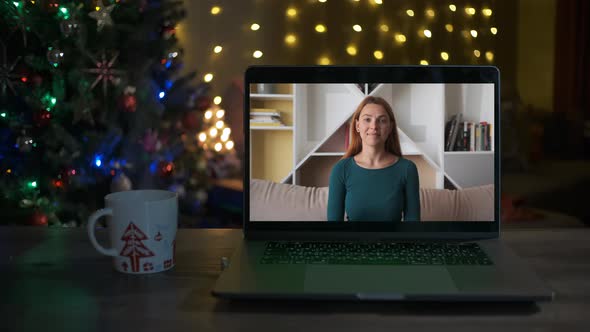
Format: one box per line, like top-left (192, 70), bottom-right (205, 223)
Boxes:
top-left (212, 65), bottom-right (554, 302)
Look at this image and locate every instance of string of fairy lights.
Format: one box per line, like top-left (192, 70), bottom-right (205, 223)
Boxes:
top-left (201, 0), bottom-right (497, 73)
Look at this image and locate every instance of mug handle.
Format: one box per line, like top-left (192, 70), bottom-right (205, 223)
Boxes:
top-left (87, 208), bottom-right (118, 256)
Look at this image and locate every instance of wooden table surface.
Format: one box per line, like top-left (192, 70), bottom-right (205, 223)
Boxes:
top-left (1, 227), bottom-right (589, 332)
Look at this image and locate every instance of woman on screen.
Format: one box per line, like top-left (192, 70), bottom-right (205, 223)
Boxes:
top-left (327, 96), bottom-right (420, 222)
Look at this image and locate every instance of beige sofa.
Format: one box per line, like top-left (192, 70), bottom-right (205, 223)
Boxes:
top-left (250, 179), bottom-right (494, 221)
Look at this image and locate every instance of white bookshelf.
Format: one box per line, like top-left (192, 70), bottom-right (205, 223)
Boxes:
top-left (250, 83), bottom-right (495, 189)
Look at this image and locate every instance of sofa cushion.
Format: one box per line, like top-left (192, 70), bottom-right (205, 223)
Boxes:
top-left (250, 179), bottom-right (494, 221)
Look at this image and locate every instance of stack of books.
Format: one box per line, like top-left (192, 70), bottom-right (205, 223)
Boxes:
top-left (250, 108), bottom-right (284, 127)
top-left (445, 113), bottom-right (493, 151)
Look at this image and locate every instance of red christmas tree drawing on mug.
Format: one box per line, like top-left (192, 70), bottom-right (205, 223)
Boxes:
top-left (120, 222), bottom-right (155, 272)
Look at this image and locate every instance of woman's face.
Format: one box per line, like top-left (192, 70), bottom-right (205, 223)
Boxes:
top-left (355, 103), bottom-right (392, 147)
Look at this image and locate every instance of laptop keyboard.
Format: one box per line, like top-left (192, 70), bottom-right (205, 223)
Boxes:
top-left (261, 241), bottom-right (493, 265)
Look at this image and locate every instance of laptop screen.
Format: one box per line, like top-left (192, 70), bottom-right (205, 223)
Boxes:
top-left (245, 67), bottom-right (499, 232)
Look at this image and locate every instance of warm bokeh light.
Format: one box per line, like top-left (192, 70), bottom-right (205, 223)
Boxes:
top-left (423, 29), bottom-right (432, 38)
top-left (491, 27), bottom-right (498, 35)
top-left (214, 96), bottom-right (222, 105)
top-left (374, 0), bottom-right (383, 4)
top-left (213, 45), bottom-right (222, 54)
top-left (373, 50), bottom-right (384, 60)
top-left (318, 56), bottom-right (331, 65)
top-left (482, 8), bottom-right (493, 16)
top-left (225, 141), bottom-right (234, 150)
top-left (211, 6), bottom-right (221, 15)
top-left (315, 24), bottom-right (326, 33)
top-left (250, 23), bottom-right (260, 31)
top-left (214, 143), bottom-right (222, 152)
top-left (449, 4), bottom-right (457, 12)
top-left (346, 45), bottom-right (357, 56)
top-left (198, 133), bottom-right (207, 142)
top-left (209, 128), bottom-right (218, 137)
top-left (353, 24), bottom-right (362, 32)
top-left (286, 7), bottom-right (297, 17)
top-left (204, 73), bottom-right (213, 82)
top-left (485, 51), bottom-right (494, 62)
top-left (426, 9), bottom-right (435, 17)
top-left (470, 30), bottom-right (478, 38)
top-left (205, 110), bottom-right (213, 120)
top-left (440, 52), bottom-right (449, 61)
top-left (380, 24), bottom-right (389, 32)
top-left (445, 24), bottom-right (454, 32)
top-left (406, 9), bottom-right (414, 17)
top-left (394, 33), bottom-right (407, 43)
top-left (216, 120), bottom-right (224, 129)
top-left (223, 128), bottom-right (231, 136)
top-left (216, 110), bottom-right (225, 118)
top-left (253, 50), bottom-right (263, 58)
top-left (474, 50), bottom-right (481, 58)
top-left (285, 34), bottom-right (297, 45)
top-left (465, 7), bottom-right (476, 15)
top-left (420, 60), bottom-right (429, 65)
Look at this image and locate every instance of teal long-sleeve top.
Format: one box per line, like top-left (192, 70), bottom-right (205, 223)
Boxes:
top-left (327, 157), bottom-right (420, 222)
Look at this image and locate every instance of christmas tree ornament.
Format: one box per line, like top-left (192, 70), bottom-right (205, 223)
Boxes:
top-left (88, 0), bottom-right (115, 32)
top-left (182, 110), bottom-right (200, 131)
top-left (110, 172), bottom-right (132, 192)
top-left (46, 46), bottom-right (65, 67)
top-left (60, 18), bottom-right (81, 38)
top-left (33, 109), bottom-right (52, 127)
top-left (29, 210), bottom-right (48, 226)
top-left (196, 95), bottom-right (212, 111)
top-left (83, 50), bottom-right (125, 97)
top-left (158, 161), bottom-right (174, 177)
top-left (120, 86), bottom-right (137, 112)
top-left (0, 42), bottom-right (22, 96)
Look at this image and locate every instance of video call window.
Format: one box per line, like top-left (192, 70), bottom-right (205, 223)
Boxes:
top-left (248, 83), bottom-right (495, 222)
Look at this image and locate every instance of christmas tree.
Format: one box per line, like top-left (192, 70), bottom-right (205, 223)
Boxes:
top-left (0, 0), bottom-right (237, 226)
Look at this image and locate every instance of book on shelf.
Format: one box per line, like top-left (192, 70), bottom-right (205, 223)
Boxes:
top-left (445, 113), bottom-right (462, 151)
top-left (250, 108), bottom-right (285, 126)
top-left (447, 121), bottom-right (493, 151)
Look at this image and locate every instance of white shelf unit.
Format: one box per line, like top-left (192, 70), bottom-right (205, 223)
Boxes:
top-left (249, 83), bottom-right (495, 189)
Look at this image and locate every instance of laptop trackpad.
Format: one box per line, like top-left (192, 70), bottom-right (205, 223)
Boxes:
top-left (304, 265), bottom-right (457, 293)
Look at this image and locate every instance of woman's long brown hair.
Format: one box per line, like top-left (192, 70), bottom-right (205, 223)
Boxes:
top-left (342, 96), bottom-right (402, 159)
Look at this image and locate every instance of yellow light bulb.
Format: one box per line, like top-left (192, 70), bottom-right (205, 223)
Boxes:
top-left (211, 6), bottom-right (221, 15)
top-left (209, 128), bottom-right (218, 137)
top-left (315, 24), bottom-right (326, 33)
top-left (225, 141), bottom-right (234, 150)
top-left (216, 110), bottom-right (225, 118)
top-left (223, 128), bottom-right (231, 136)
top-left (198, 133), bottom-right (207, 142)
top-left (253, 50), bottom-right (263, 58)
top-left (353, 24), bottom-right (362, 32)
top-left (213, 45), bottom-right (222, 54)
top-left (440, 52), bottom-right (449, 61)
top-left (216, 120), bottom-right (224, 129)
top-left (485, 51), bottom-right (494, 62)
top-left (346, 45), bottom-right (357, 56)
top-left (204, 73), bottom-right (213, 82)
top-left (286, 7), bottom-right (297, 17)
top-left (221, 134), bottom-right (229, 142)
top-left (470, 30), bottom-right (478, 38)
top-left (285, 34), bottom-right (297, 45)
top-left (380, 24), bottom-right (389, 32)
top-left (205, 110), bottom-right (213, 120)
top-left (213, 96), bottom-right (222, 105)
top-left (214, 143), bottom-right (222, 152)
top-left (373, 50), bottom-right (384, 60)
top-left (95, 6), bottom-right (100, 11)
top-left (449, 4), bottom-right (456, 12)
top-left (482, 8), bottom-right (493, 16)
top-left (406, 9), bottom-right (414, 17)
top-left (426, 9), bottom-right (435, 17)
top-left (318, 56), bottom-right (331, 65)
top-left (250, 23), bottom-right (260, 31)
top-left (394, 33), bottom-right (407, 43)
top-left (445, 24), bottom-right (454, 32)
top-left (490, 27), bottom-right (498, 35)
top-left (474, 50), bottom-right (481, 57)
top-left (424, 29), bottom-right (432, 38)
top-left (465, 7), bottom-right (476, 15)
top-left (420, 60), bottom-right (429, 65)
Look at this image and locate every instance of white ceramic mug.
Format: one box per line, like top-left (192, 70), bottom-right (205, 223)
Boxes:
top-left (87, 190), bottom-right (178, 274)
